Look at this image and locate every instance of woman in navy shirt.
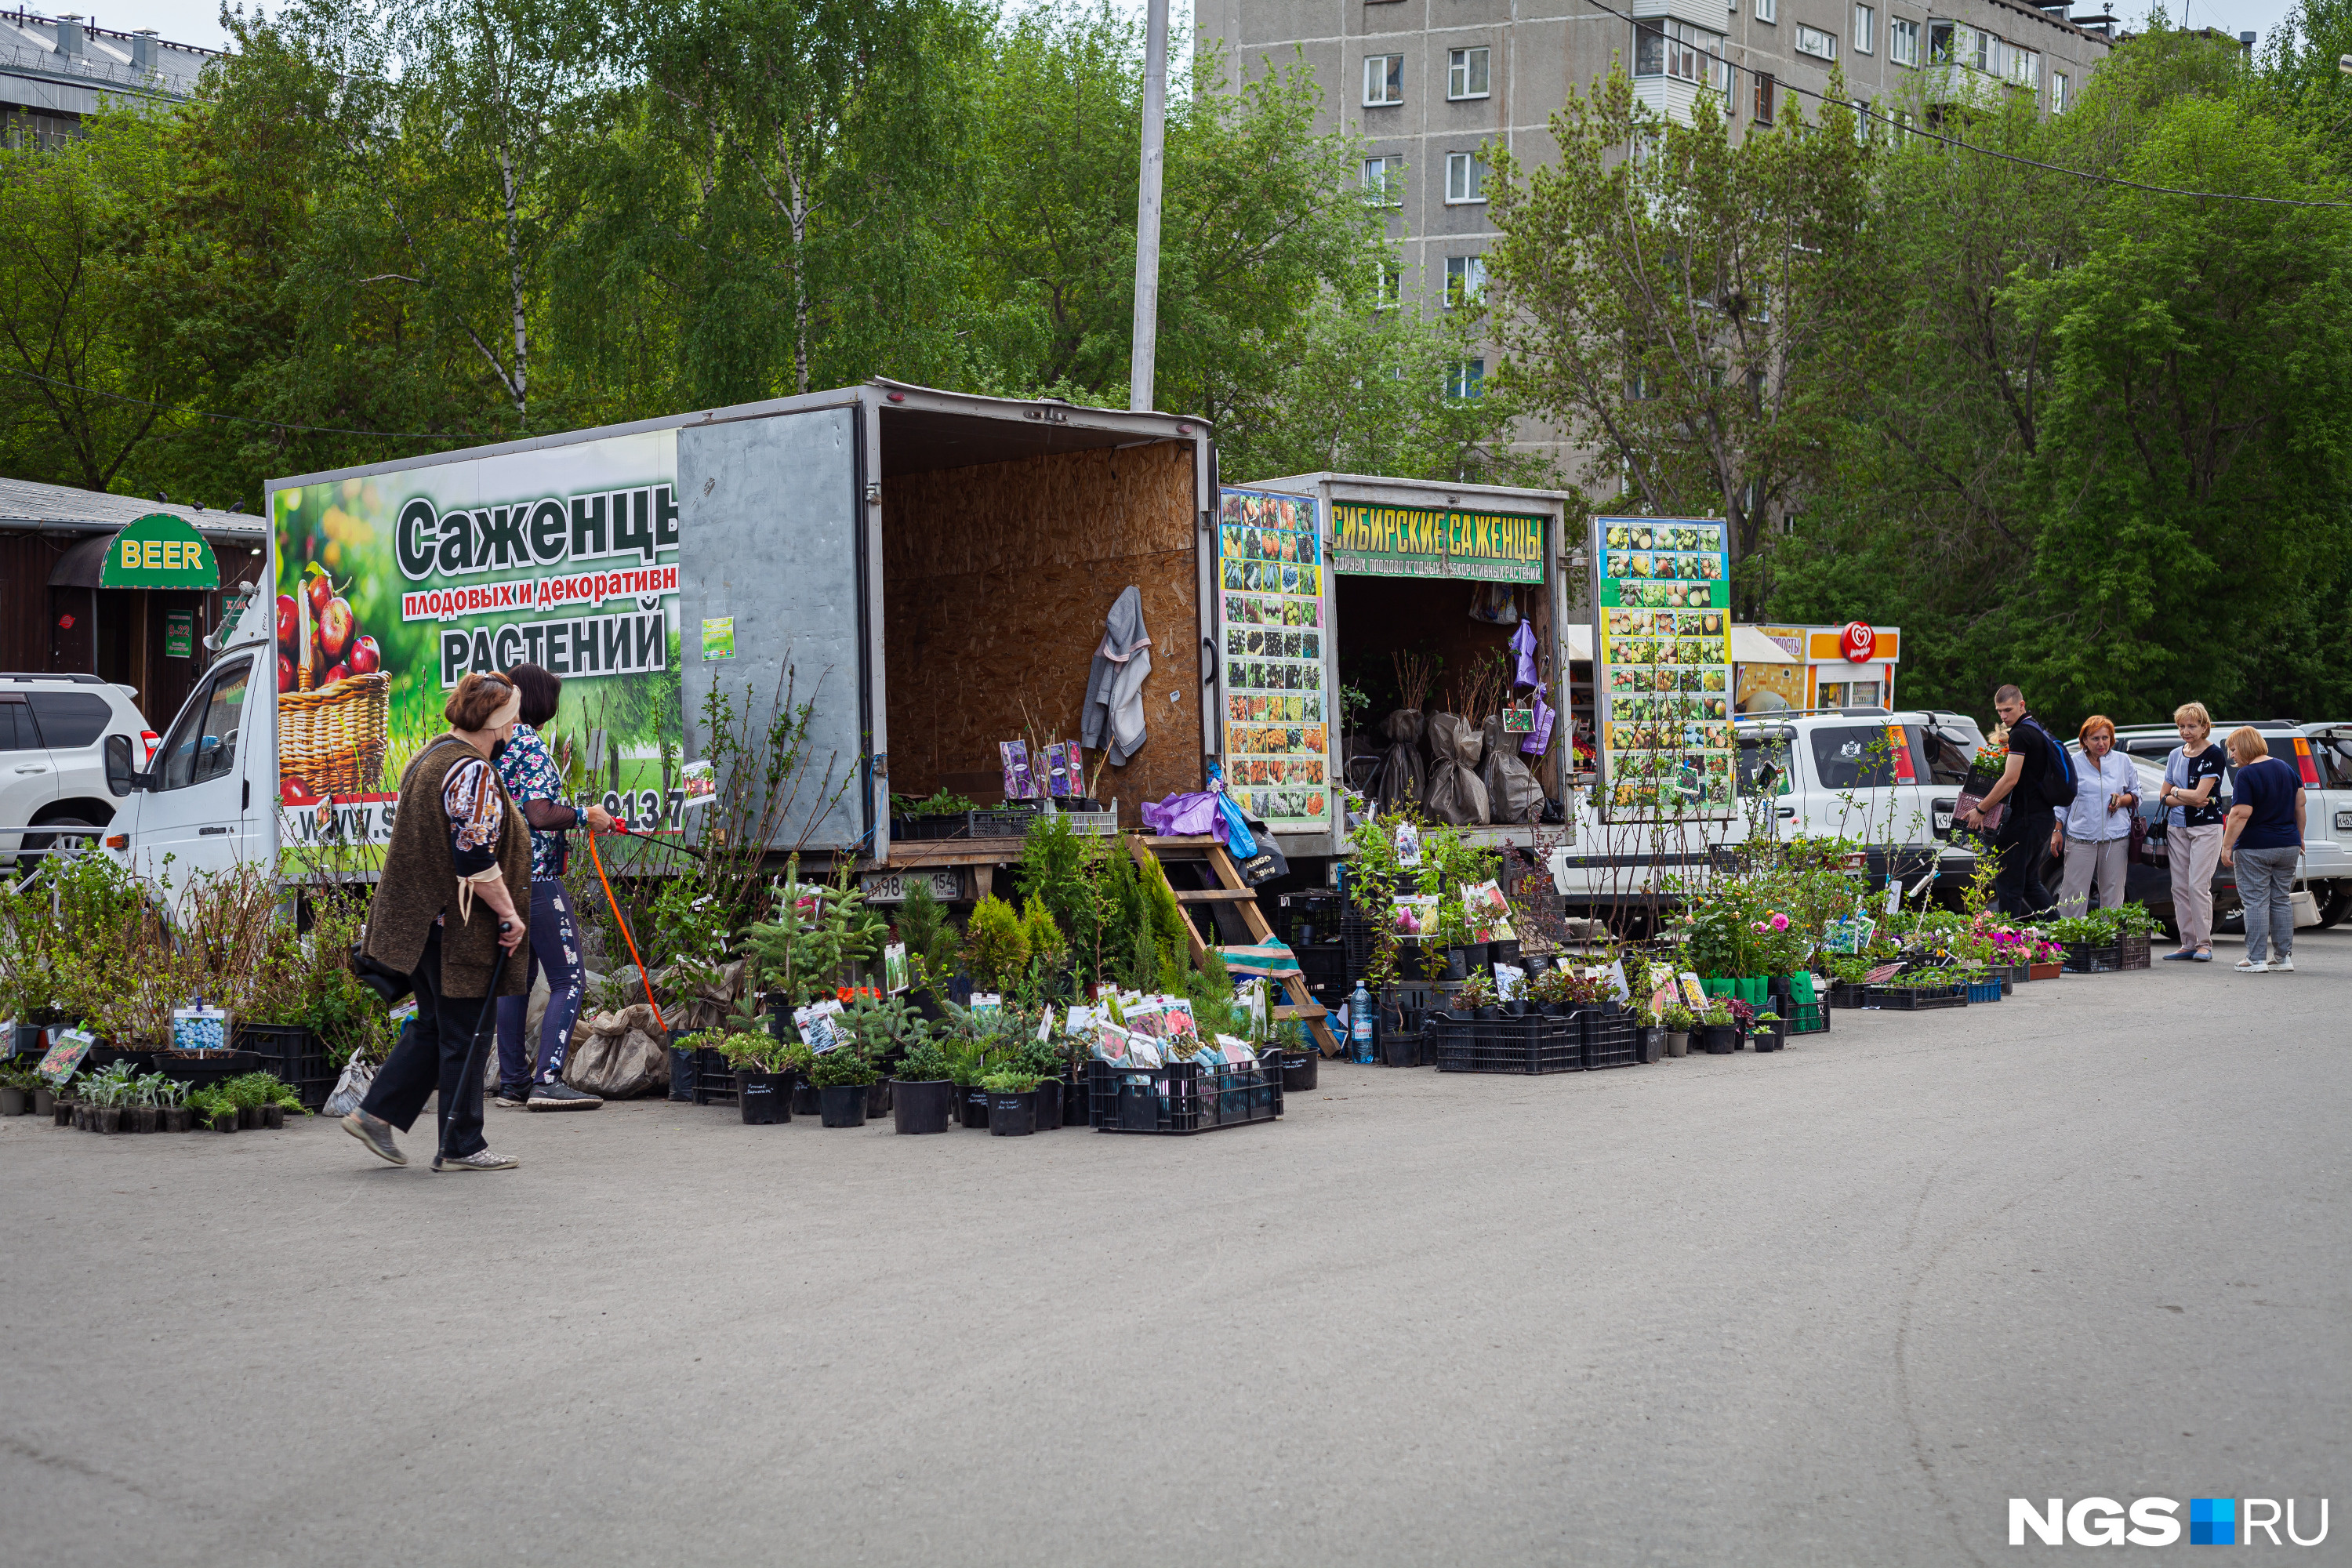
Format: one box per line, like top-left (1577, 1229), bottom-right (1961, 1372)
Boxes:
top-left (2221, 728), bottom-right (2305, 974)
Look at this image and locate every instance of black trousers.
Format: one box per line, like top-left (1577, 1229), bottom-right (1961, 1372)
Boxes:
top-left (360, 927), bottom-right (493, 1158)
top-left (1994, 808), bottom-right (2058, 917)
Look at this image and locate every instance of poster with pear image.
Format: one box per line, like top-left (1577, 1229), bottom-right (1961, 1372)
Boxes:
top-left (268, 430), bottom-right (683, 837)
top-left (1591, 515), bottom-right (1738, 822)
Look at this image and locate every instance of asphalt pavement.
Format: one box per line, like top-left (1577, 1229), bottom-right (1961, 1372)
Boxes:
top-left (4, 930), bottom-right (2347, 1567)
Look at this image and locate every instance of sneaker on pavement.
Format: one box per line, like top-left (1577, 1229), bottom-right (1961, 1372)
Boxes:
top-left (492, 1088), bottom-right (529, 1110)
top-left (2234, 959), bottom-right (2270, 974)
top-left (527, 1081), bottom-right (602, 1111)
top-left (2161, 948), bottom-right (2198, 961)
top-left (343, 1110), bottom-right (406, 1166)
top-left (432, 1148), bottom-right (520, 1172)
top-left (2273, 956), bottom-right (2294, 972)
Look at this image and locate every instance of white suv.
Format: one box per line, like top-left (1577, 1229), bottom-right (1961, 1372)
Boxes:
top-left (0, 673), bottom-right (154, 864)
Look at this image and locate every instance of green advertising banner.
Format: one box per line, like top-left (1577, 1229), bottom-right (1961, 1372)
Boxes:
top-left (100, 513), bottom-right (219, 589)
top-left (269, 430), bottom-right (682, 839)
top-left (1330, 502), bottom-right (1544, 583)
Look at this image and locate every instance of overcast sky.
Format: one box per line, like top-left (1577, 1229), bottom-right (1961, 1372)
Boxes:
top-left (34, 0), bottom-right (2313, 65)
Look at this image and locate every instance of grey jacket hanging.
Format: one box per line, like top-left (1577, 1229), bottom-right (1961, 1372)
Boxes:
top-left (1082, 586), bottom-right (1152, 767)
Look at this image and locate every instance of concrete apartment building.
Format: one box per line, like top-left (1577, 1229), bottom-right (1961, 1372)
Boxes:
top-left (1196, 0), bottom-right (2118, 472)
top-left (2, 9), bottom-right (218, 151)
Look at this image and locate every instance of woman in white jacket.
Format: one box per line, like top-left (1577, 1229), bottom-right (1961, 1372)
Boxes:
top-left (2052, 714), bottom-right (2139, 916)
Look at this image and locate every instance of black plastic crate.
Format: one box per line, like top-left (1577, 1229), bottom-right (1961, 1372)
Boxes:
top-left (2118, 934), bottom-right (2151, 971)
top-left (234, 1023), bottom-right (332, 1111)
top-left (1826, 982), bottom-right (1871, 1009)
top-left (1087, 1058), bottom-right (1282, 1134)
top-left (691, 1047), bottom-right (740, 1105)
top-left (1377, 982), bottom-right (1459, 1037)
top-left (1582, 1009), bottom-right (1638, 1069)
top-left (1339, 916), bottom-right (1380, 982)
top-left (1860, 982), bottom-right (1970, 1011)
top-left (1277, 893), bottom-right (1344, 946)
top-left (1428, 1011), bottom-right (1583, 1075)
top-left (890, 815), bottom-right (967, 841)
top-left (1768, 978), bottom-right (1832, 1036)
top-left (2061, 942), bottom-right (2122, 975)
top-left (967, 808), bottom-right (1039, 839)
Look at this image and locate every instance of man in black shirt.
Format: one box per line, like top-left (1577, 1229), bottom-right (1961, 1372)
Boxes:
top-left (1962, 684), bottom-right (2064, 915)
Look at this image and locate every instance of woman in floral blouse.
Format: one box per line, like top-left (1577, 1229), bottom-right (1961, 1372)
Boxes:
top-left (492, 664), bottom-right (614, 1110)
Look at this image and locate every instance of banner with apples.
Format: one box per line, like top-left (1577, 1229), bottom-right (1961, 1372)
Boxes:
top-left (268, 430), bottom-right (684, 826)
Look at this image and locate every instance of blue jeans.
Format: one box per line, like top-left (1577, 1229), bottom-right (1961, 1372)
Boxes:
top-left (2235, 845), bottom-right (2300, 964)
top-left (495, 880), bottom-right (586, 1089)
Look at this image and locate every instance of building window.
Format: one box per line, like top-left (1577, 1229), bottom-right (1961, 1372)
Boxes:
top-left (1364, 53), bottom-right (1405, 107)
top-left (1, 106), bottom-right (83, 151)
top-left (1448, 46), bottom-right (1491, 100)
top-left (1445, 358), bottom-right (1486, 400)
top-left (1755, 0), bottom-right (1776, 22)
top-left (1753, 72), bottom-right (1775, 124)
top-left (1363, 154), bottom-right (1405, 205)
top-left (1853, 5), bottom-right (1874, 53)
top-left (1374, 261), bottom-right (1402, 309)
top-left (1890, 17), bottom-right (1918, 65)
top-left (1444, 152), bottom-right (1487, 204)
top-left (1444, 255), bottom-right (1486, 307)
top-left (1635, 17), bottom-right (1728, 89)
top-left (2051, 70), bottom-right (2069, 111)
top-left (1795, 24), bottom-right (1838, 59)
top-left (1928, 20), bottom-right (1956, 63)
top-left (2010, 47), bottom-right (2039, 87)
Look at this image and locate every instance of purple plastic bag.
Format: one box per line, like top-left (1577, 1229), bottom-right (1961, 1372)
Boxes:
top-left (1511, 620), bottom-right (1539, 690)
top-left (1522, 688), bottom-right (1555, 757)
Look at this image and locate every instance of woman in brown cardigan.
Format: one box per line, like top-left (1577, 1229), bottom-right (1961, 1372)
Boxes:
top-left (342, 673), bottom-right (533, 1172)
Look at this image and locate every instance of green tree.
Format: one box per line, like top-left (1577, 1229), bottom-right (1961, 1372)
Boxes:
top-left (1483, 67), bottom-right (1878, 607)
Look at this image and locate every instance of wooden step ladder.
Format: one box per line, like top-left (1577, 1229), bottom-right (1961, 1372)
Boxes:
top-left (1127, 833), bottom-right (1341, 1058)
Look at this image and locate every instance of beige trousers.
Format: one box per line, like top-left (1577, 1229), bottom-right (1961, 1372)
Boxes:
top-left (2056, 836), bottom-right (2129, 917)
top-left (2169, 823), bottom-right (2223, 949)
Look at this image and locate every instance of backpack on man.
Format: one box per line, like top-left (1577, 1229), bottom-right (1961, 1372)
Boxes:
top-left (2016, 717), bottom-right (2078, 812)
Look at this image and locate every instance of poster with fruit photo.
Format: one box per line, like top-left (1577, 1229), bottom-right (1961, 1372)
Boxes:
top-left (268, 430), bottom-right (683, 844)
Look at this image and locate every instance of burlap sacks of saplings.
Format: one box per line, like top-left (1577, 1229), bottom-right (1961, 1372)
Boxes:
top-left (1421, 713), bottom-right (1491, 826)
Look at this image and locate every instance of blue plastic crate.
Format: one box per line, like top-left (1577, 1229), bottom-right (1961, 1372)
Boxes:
top-left (1965, 978), bottom-right (2003, 1004)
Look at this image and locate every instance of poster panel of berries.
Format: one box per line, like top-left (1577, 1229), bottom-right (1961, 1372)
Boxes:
top-left (1590, 516), bottom-right (1739, 823)
top-left (268, 430), bottom-right (683, 844)
top-left (1216, 487), bottom-right (1331, 834)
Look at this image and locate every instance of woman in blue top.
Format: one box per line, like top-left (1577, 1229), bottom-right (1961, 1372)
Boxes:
top-left (492, 664), bottom-right (615, 1109)
top-left (2221, 727), bottom-right (2306, 974)
top-left (2155, 702), bottom-right (2228, 962)
top-left (2052, 715), bottom-right (2137, 916)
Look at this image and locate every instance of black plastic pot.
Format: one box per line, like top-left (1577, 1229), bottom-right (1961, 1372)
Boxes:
top-left (818, 1084), bottom-right (868, 1127)
top-left (1501, 1000), bottom-right (1530, 1018)
top-left (95, 1106), bottom-right (121, 1134)
top-left (989, 1090), bottom-right (1036, 1136)
top-left (33, 1087), bottom-right (54, 1117)
top-left (1700, 1025), bottom-right (1737, 1055)
top-left (1755, 1023), bottom-right (1786, 1054)
top-left (735, 1069), bottom-right (791, 1124)
top-left (261, 1105), bottom-right (285, 1130)
top-left (1474, 1006), bottom-right (1501, 1022)
top-left (1033, 1078), bottom-right (1062, 1131)
top-left (237, 1105), bottom-right (260, 1130)
top-left (1063, 1072), bottom-right (1091, 1125)
top-left (1632, 1026), bottom-right (1659, 1064)
top-left (1381, 1032), bottom-right (1418, 1069)
top-left (1279, 1050), bottom-right (1319, 1093)
top-left (211, 1109), bottom-right (238, 1132)
top-left (891, 1079), bottom-right (953, 1134)
top-left (162, 1107), bottom-right (192, 1133)
top-left (55, 1098), bottom-right (74, 1127)
top-left (0, 1087), bottom-right (24, 1117)
top-left (960, 1084), bottom-right (991, 1127)
top-left (789, 1080), bottom-right (821, 1117)
top-left (1442, 948), bottom-right (1470, 982)
top-left (865, 1079), bottom-right (891, 1120)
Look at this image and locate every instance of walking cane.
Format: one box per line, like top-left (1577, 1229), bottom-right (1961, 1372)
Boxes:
top-left (440, 939), bottom-right (511, 1166)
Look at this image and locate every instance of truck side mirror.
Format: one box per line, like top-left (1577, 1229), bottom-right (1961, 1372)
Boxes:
top-left (104, 734), bottom-right (150, 796)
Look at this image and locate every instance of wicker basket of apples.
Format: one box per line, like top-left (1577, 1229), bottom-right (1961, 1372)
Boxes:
top-left (275, 564), bottom-right (389, 798)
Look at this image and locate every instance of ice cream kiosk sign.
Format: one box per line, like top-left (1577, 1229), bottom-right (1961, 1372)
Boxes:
top-left (1752, 623), bottom-right (1902, 712)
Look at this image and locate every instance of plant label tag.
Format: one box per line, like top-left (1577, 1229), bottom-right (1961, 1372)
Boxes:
top-left (1678, 971), bottom-right (1709, 1011)
top-left (38, 1028), bottom-right (95, 1084)
top-left (171, 1004), bottom-right (231, 1053)
top-left (1036, 1007), bottom-right (1054, 1041)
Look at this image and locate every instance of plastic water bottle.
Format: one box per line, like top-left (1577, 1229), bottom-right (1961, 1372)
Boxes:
top-left (1350, 981), bottom-right (1376, 1064)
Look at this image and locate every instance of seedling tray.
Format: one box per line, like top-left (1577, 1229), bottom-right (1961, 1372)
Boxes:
top-left (1086, 1058), bottom-right (1282, 1134)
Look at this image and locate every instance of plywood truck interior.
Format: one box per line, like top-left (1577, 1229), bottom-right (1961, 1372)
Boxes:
top-left (877, 403), bottom-right (1204, 826)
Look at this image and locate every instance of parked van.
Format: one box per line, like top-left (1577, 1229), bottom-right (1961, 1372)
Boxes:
top-left (1544, 707), bottom-right (1981, 913)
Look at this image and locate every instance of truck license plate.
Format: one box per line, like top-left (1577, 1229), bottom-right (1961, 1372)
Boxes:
top-left (860, 869), bottom-right (964, 903)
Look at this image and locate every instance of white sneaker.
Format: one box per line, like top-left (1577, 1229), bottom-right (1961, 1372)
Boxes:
top-left (2273, 956), bottom-right (2294, 973)
top-left (432, 1148), bottom-right (519, 1172)
top-left (2234, 959), bottom-right (2270, 974)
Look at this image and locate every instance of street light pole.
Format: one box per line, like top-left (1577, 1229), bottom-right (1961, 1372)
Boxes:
top-left (1129, 0), bottom-right (1169, 413)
